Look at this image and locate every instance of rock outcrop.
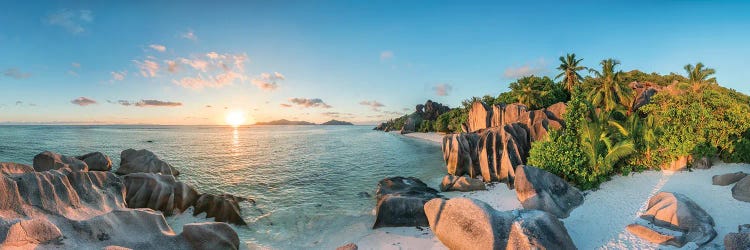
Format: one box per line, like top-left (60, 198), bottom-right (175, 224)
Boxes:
top-left (724, 224), bottom-right (750, 250)
top-left (122, 173), bottom-right (199, 216)
top-left (626, 192), bottom-right (716, 247)
top-left (466, 101), bottom-right (566, 142)
top-left (467, 102), bottom-right (492, 132)
top-left (442, 133), bottom-right (479, 177)
top-left (33, 151), bottom-right (88, 172)
top-left (629, 81), bottom-right (662, 114)
top-left (193, 193), bottom-right (248, 225)
top-left (424, 197), bottom-right (576, 250)
top-left (476, 124), bottom-right (530, 184)
top-left (712, 172), bottom-right (747, 186)
top-left (0, 162), bottom-right (34, 175)
top-left (417, 100), bottom-right (450, 120)
top-left (0, 218), bottom-right (63, 247)
top-left (76, 152), bottom-right (113, 171)
top-left (732, 176), bottom-right (750, 202)
top-left (514, 165), bottom-right (583, 218)
top-left (116, 149), bottom-right (179, 176)
top-left (373, 177), bottom-right (442, 228)
top-left (439, 175), bottom-right (485, 192)
top-left (692, 157), bottom-right (712, 169)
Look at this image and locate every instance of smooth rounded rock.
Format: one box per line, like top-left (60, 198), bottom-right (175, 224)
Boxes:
top-left (77, 152), bottom-right (113, 171)
top-left (33, 151), bottom-right (89, 172)
top-left (514, 165), bottom-right (583, 218)
top-left (712, 172), bottom-right (747, 186)
top-left (117, 149), bottom-right (179, 176)
top-left (732, 176), bottom-right (750, 202)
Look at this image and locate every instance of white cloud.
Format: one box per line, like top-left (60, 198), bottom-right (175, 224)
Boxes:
top-left (380, 50), bottom-right (394, 61)
top-left (251, 72), bottom-right (284, 91)
top-left (433, 83), bottom-right (453, 96)
top-left (165, 60), bottom-right (179, 73)
top-left (46, 9), bottom-right (93, 34)
top-left (110, 71), bottom-right (126, 82)
top-left (359, 100), bottom-right (385, 111)
top-left (287, 98), bottom-right (332, 108)
top-left (70, 97), bottom-right (97, 106)
top-left (503, 58), bottom-right (548, 79)
top-left (134, 60), bottom-right (159, 77)
top-left (182, 30), bottom-right (197, 41)
top-left (149, 44), bottom-right (166, 52)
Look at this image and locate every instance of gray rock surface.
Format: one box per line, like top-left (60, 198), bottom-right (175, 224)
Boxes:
top-left (442, 133), bottom-right (479, 177)
top-left (116, 149), bottom-right (179, 176)
top-left (0, 162), bottom-right (34, 176)
top-left (193, 193), bottom-right (249, 225)
top-left (514, 165), bottom-right (583, 218)
top-left (732, 176), bottom-right (750, 202)
top-left (724, 224), bottom-right (750, 250)
top-left (373, 177), bottom-right (442, 229)
top-left (626, 192), bottom-right (716, 247)
top-left (76, 152), bottom-right (113, 171)
top-left (33, 151), bottom-right (89, 172)
top-left (439, 175), bottom-right (485, 192)
top-left (712, 172), bottom-right (747, 186)
top-left (122, 173), bottom-right (199, 216)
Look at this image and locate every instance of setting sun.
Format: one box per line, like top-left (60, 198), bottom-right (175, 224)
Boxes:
top-left (225, 111), bottom-right (246, 127)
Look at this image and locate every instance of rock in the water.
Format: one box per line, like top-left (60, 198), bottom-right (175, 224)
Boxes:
top-left (627, 192), bottom-right (716, 247)
top-left (116, 149), bottom-right (179, 176)
top-left (76, 152), bottom-right (113, 171)
top-left (0, 162), bottom-right (34, 176)
top-left (514, 165), bottom-right (583, 218)
top-left (712, 172), bottom-right (747, 186)
top-left (732, 176), bottom-right (750, 202)
top-left (122, 173), bottom-right (199, 215)
top-left (439, 175), bottom-right (485, 192)
top-left (424, 197), bottom-right (576, 250)
top-left (724, 224), bottom-right (750, 250)
top-left (182, 222), bottom-right (240, 250)
top-left (373, 177), bottom-right (442, 229)
top-left (336, 242), bottom-right (358, 250)
top-left (193, 193), bottom-right (248, 225)
top-left (33, 151), bottom-right (89, 172)
top-left (0, 218), bottom-right (63, 247)
top-left (442, 133), bottom-right (479, 177)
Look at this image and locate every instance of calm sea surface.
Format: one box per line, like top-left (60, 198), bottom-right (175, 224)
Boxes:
top-left (0, 125), bottom-right (445, 249)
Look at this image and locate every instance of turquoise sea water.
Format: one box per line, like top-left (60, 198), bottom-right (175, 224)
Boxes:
top-left (0, 125), bottom-right (445, 249)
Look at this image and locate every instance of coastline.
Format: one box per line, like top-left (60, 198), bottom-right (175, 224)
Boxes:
top-left (389, 131), bottom-right (445, 145)
top-left (348, 148), bottom-right (750, 249)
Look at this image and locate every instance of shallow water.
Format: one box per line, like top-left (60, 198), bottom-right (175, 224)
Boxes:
top-left (0, 125), bottom-right (445, 249)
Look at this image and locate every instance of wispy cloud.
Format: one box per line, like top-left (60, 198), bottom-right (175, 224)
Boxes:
top-left (149, 44), bottom-right (166, 52)
top-left (433, 83), bottom-right (452, 96)
top-left (3, 68), bottom-right (31, 79)
top-left (380, 50), bottom-right (394, 61)
top-left (165, 60), bottom-right (179, 73)
top-left (251, 72), bottom-right (285, 91)
top-left (503, 58), bottom-right (548, 79)
top-left (45, 9), bottom-right (92, 34)
top-left (182, 30), bottom-right (197, 41)
top-left (107, 100), bottom-right (132, 106)
top-left (359, 100), bottom-right (385, 111)
top-left (322, 112), bottom-right (355, 118)
top-left (134, 99), bottom-right (182, 107)
top-left (287, 98), bottom-right (332, 108)
top-left (71, 97), bottom-right (97, 106)
top-left (172, 52), bottom-right (249, 89)
top-left (134, 60), bottom-right (159, 78)
top-left (110, 71), bottom-right (126, 82)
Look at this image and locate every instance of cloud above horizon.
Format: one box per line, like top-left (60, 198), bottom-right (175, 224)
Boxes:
top-left (433, 83), bottom-right (452, 96)
top-left (251, 72), bottom-right (285, 91)
top-left (3, 68), bottom-right (31, 79)
top-left (149, 44), bottom-right (166, 52)
top-left (135, 99), bottom-right (182, 107)
top-left (71, 97), bottom-right (97, 106)
top-left (110, 71), bottom-right (126, 82)
top-left (181, 30), bottom-right (197, 41)
top-left (171, 52), bottom-right (249, 89)
top-left (134, 60), bottom-right (160, 78)
top-left (380, 50), bottom-right (394, 61)
top-left (503, 58), bottom-right (548, 79)
top-left (359, 100), bottom-right (385, 111)
top-left (285, 98), bottom-right (331, 108)
top-left (45, 9), bottom-right (92, 34)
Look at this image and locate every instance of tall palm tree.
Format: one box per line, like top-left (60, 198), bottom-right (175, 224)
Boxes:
top-left (579, 104), bottom-right (636, 176)
top-left (510, 76), bottom-right (548, 109)
top-left (588, 59), bottom-right (633, 112)
top-left (684, 62), bottom-right (716, 85)
top-left (555, 53), bottom-right (587, 93)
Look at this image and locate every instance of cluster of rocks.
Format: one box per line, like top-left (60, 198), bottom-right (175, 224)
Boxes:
top-left (0, 149), bottom-right (248, 249)
top-left (443, 102), bottom-right (566, 187)
top-left (626, 192), bottom-right (716, 247)
top-left (712, 171), bottom-right (750, 203)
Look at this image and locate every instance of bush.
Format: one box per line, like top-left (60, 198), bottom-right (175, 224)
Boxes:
top-left (434, 108), bottom-right (467, 133)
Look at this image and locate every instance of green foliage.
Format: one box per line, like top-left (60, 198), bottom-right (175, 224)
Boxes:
top-left (684, 62), bottom-right (717, 85)
top-left (588, 59), bottom-right (633, 112)
top-left (501, 75), bottom-right (568, 109)
top-left (556, 53), bottom-right (587, 93)
top-left (620, 70), bottom-right (687, 86)
top-left (725, 133), bottom-right (750, 163)
top-left (418, 120), bottom-right (434, 133)
top-left (434, 108), bottom-right (467, 133)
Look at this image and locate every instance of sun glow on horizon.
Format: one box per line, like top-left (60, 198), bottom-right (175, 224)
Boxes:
top-left (225, 111), bottom-right (247, 127)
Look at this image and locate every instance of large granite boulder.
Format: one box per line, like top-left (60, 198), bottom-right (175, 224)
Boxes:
top-left (544, 102), bottom-right (567, 124)
top-left (424, 197), bottom-right (576, 250)
top-left (712, 172), bottom-right (747, 186)
top-left (629, 81), bottom-right (662, 114)
top-left (419, 100), bottom-right (450, 120)
top-left (626, 192), bottom-right (716, 247)
top-left (122, 173), bottom-right (199, 216)
top-left (193, 193), bottom-right (248, 225)
top-left (732, 176), bottom-right (750, 202)
top-left (442, 133), bottom-right (479, 177)
top-left (181, 222), bottom-right (241, 250)
top-left (514, 165), bottom-right (583, 218)
top-left (33, 151), bottom-right (89, 172)
top-left (691, 156), bottom-right (712, 169)
top-left (725, 224), bottom-right (750, 250)
top-left (439, 175), bottom-right (485, 192)
top-left (476, 124), bottom-right (530, 184)
top-left (76, 152), bottom-right (113, 171)
top-left (0, 162), bottom-right (34, 176)
top-left (0, 218), bottom-right (63, 247)
top-left (373, 177), bottom-right (442, 228)
top-left (467, 102), bottom-right (492, 132)
top-left (117, 149), bottom-right (179, 176)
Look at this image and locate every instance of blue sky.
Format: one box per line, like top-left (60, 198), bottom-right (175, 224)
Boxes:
top-left (1, 1), bottom-right (749, 125)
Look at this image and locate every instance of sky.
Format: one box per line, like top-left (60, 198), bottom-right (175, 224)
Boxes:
top-left (1, 1), bottom-right (750, 125)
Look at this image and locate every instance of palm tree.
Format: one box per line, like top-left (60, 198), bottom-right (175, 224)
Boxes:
top-left (509, 76), bottom-right (548, 109)
top-left (579, 104), bottom-right (636, 176)
top-left (684, 62), bottom-right (716, 85)
top-left (556, 53), bottom-right (587, 93)
top-left (588, 59), bottom-right (633, 112)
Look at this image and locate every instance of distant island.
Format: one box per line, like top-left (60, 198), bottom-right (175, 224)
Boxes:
top-left (255, 119), bottom-right (353, 125)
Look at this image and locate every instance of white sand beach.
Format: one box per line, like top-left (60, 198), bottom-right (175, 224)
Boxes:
top-left (353, 159), bottom-right (750, 249)
top-left (391, 132), bottom-right (445, 145)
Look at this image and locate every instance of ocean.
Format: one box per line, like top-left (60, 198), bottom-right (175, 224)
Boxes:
top-left (0, 125), bottom-right (445, 249)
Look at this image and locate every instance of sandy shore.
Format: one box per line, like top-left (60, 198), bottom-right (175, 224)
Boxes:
top-left (352, 163), bottom-right (750, 249)
top-left (390, 132), bottom-right (445, 145)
